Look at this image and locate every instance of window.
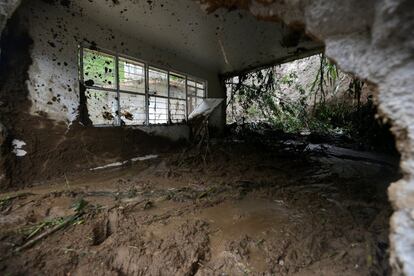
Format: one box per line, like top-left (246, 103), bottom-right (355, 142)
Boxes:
top-left (83, 49), bottom-right (116, 89)
top-left (119, 58), bottom-right (145, 94)
top-left (85, 89), bottom-right (118, 125)
top-left (169, 73), bottom-right (186, 123)
top-left (148, 67), bottom-right (168, 97)
top-left (80, 46), bottom-right (206, 126)
top-left (148, 67), bottom-right (168, 124)
top-left (187, 80), bottom-right (205, 115)
top-left (120, 93), bottom-right (146, 125)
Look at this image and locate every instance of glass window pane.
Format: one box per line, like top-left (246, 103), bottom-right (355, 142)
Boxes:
top-left (119, 58), bottom-right (145, 93)
top-left (85, 89), bottom-right (118, 125)
top-left (187, 80), bottom-right (196, 87)
top-left (149, 96), bottom-right (168, 124)
top-left (169, 74), bottom-right (185, 99)
top-left (196, 88), bottom-right (205, 97)
top-left (196, 82), bottom-right (204, 89)
top-left (83, 49), bottom-right (116, 89)
top-left (186, 78), bottom-right (205, 117)
top-left (187, 96), bottom-right (203, 115)
top-left (187, 85), bottom-right (196, 97)
top-left (170, 99), bottom-right (186, 123)
top-left (120, 93), bottom-right (146, 125)
top-left (149, 67), bottom-right (168, 97)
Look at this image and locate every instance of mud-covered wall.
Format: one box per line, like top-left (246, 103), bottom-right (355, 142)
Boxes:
top-left (0, 0), bottom-right (228, 189)
top-left (0, 0), bottom-right (211, 189)
top-left (200, 0), bottom-right (414, 274)
top-left (18, 0), bottom-right (223, 124)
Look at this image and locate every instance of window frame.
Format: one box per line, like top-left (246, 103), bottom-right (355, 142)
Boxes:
top-left (78, 44), bottom-right (207, 127)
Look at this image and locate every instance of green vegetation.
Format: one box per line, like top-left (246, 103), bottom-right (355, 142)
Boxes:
top-left (83, 49), bottom-right (117, 88)
top-left (226, 54), bottom-right (376, 137)
top-left (0, 193), bottom-right (33, 211)
top-left (23, 217), bottom-right (66, 240)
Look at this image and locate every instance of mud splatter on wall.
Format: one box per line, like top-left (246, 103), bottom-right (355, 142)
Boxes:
top-left (19, 0), bottom-right (222, 125)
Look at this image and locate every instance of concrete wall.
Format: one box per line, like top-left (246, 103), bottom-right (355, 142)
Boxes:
top-left (18, 0), bottom-right (224, 125)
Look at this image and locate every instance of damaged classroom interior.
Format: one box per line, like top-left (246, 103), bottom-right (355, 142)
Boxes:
top-left (0, 0), bottom-right (413, 275)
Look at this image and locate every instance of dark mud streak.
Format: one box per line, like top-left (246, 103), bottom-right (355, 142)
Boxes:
top-left (0, 10), bottom-right (34, 189)
top-left (77, 82), bottom-right (92, 126)
top-left (40, 0), bottom-right (72, 8)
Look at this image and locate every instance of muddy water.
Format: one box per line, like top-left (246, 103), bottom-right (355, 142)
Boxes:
top-left (197, 198), bottom-right (298, 273)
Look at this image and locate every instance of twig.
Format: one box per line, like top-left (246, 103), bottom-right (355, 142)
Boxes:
top-left (15, 213), bottom-right (82, 252)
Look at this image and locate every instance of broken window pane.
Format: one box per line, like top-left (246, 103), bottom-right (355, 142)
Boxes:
top-left (169, 73), bottom-right (186, 99)
top-left (120, 93), bottom-right (146, 125)
top-left (186, 79), bottom-right (203, 115)
top-left (187, 95), bottom-right (203, 115)
top-left (149, 67), bottom-right (168, 97)
top-left (170, 99), bottom-right (186, 123)
top-left (119, 58), bottom-right (145, 93)
top-left (83, 49), bottom-right (116, 89)
top-left (85, 89), bottom-right (118, 125)
top-left (149, 96), bottom-right (168, 124)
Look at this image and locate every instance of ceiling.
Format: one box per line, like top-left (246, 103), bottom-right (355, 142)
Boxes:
top-left (71, 0), bottom-right (322, 75)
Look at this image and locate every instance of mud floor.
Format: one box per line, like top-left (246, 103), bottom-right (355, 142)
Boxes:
top-left (0, 136), bottom-right (400, 275)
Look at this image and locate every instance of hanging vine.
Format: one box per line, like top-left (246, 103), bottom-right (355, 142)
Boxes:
top-left (226, 53), bottom-right (372, 134)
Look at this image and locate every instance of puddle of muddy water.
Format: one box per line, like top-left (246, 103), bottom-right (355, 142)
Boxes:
top-left (194, 197), bottom-right (301, 273)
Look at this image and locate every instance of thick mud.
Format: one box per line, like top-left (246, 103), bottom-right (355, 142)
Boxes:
top-left (0, 137), bottom-right (400, 275)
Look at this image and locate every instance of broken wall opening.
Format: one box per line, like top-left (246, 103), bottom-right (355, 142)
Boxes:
top-left (216, 22), bottom-right (400, 273)
top-left (225, 53), bottom-right (398, 154)
top-left (200, 0), bottom-right (414, 273)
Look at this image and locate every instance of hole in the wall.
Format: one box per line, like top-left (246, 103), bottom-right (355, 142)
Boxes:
top-left (225, 53), bottom-right (399, 152)
top-left (224, 35), bottom-right (400, 275)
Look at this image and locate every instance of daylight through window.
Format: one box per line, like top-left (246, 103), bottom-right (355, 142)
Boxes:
top-left (80, 47), bottom-right (206, 126)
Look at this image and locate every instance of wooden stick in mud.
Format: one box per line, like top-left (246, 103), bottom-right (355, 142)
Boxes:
top-left (15, 213), bottom-right (82, 253)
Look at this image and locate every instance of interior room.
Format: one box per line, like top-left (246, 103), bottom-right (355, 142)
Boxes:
top-left (0, 0), bottom-right (413, 275)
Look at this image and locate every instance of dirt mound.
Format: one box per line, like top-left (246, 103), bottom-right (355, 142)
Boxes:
top-left (2, 117), bottom-right (180, 190)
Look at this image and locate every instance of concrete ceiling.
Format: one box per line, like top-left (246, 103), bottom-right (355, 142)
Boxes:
top-left (72, 0), bottom-right (322, 75)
